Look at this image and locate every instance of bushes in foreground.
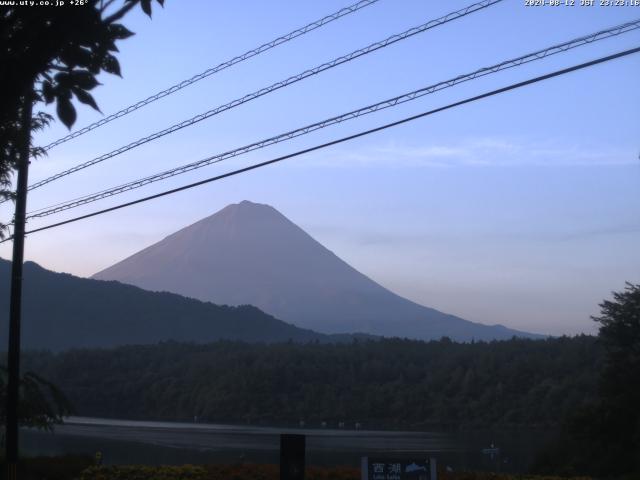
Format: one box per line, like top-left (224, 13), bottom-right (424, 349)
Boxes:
top-left (75, 464), bottom-right (592, 480)
top-left (0, 457), bottom-right (597, 480)
top-left (78, 464), bottom-right (359, 480)
top-left (78, 464), bottom-right (208, 480)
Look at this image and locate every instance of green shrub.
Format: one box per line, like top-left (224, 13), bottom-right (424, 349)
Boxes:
top-left (76, 463), bottom-right (594, 480)
top-left (78, 464), bottom-right (208, 480)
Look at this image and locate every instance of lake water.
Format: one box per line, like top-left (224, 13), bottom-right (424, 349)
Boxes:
top-left (21, 416), bottom-right (552, 473)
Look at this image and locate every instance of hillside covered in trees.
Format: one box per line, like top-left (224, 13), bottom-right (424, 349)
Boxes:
top-left (22, 336), bottom-right (600, 429)
top-left (0, 259), bottom-right (357, 350)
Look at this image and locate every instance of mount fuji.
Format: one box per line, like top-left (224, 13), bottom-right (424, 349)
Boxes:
top-left (93, 201), bottom-right (539, 341)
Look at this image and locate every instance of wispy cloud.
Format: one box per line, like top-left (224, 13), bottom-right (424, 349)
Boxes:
top-left (310, 221), bottom-right (640, 249)
top-left (559, 223), bottom-right (640, 241)
top-left (300, 137), bottom-right (638, 168)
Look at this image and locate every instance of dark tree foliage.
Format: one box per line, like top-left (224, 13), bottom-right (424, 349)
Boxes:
top-left (0, 0), bottom-right (163, 235)
top-left (21, 336), bottom-right (600, 429)
top-left (589, 282), bottom-right (640, 476)
top-left (0, 0), bottom-right (164, 436)
top-left (0, 367), bottom-right (72, 435)
top-left (533, 283), bottom-right (640, 478)
top-left (595, 282), bottom-right (640, 408)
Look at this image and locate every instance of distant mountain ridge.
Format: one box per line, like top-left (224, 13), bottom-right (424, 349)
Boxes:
top-left (0, 258), bottom-right (352, 351)
top-left (93, 200), bottom-right (540, 341)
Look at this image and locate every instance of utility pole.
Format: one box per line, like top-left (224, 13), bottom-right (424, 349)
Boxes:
top-left (5, 93), bottom-right (33, 480)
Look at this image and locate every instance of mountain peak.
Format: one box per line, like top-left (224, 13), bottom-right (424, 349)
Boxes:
top-left (238, 199), bottom-right (267, 208)
top-left (227, 200), bottom-right (274, 211)
top-left (199, 200), bottom-right (286, 226)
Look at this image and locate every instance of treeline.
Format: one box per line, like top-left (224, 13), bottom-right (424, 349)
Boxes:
top-left (21, 336), bottom-right (600, 429)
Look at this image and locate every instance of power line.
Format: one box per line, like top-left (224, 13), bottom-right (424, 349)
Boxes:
top-left (25, 18), bottom-right (640, 220)
top-left (26, 0), bottom-right (504, 193)
top-left (41, 0), bottom-right (381, 152)
top-left (5, 45), bottom-right (637, 243)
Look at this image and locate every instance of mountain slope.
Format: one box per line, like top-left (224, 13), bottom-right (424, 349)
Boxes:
top-left (0, 258), bottom-right (335, 351)
top-left (93, 201), bottom-right (539, 341)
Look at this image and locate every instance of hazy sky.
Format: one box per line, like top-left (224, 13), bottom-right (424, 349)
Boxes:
top-left (1, 0), bottom-right (639, 336)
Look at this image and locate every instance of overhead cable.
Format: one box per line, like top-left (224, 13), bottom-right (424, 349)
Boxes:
top-left (42, 0), bottom-right (382, 151)
top-left (25, 19), bottom-right (640, 219)
top-left (5, 45), bottom-right (636, 243)
top-left (27, 0), bottom-right (504, 192)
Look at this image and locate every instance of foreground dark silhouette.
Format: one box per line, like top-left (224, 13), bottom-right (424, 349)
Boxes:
top-left (0, 0), bottom-right (165, 235)
top-left (533, 283), bottom-right (640, 477)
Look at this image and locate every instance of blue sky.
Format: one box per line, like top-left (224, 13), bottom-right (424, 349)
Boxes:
top-left (1, 0), bottom-right (639, 335)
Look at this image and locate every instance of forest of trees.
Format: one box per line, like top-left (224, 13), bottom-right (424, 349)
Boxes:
top-left (4, 282), bottom-right (638, 477)
top-left (21, 335), bottom-right (600, 429)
